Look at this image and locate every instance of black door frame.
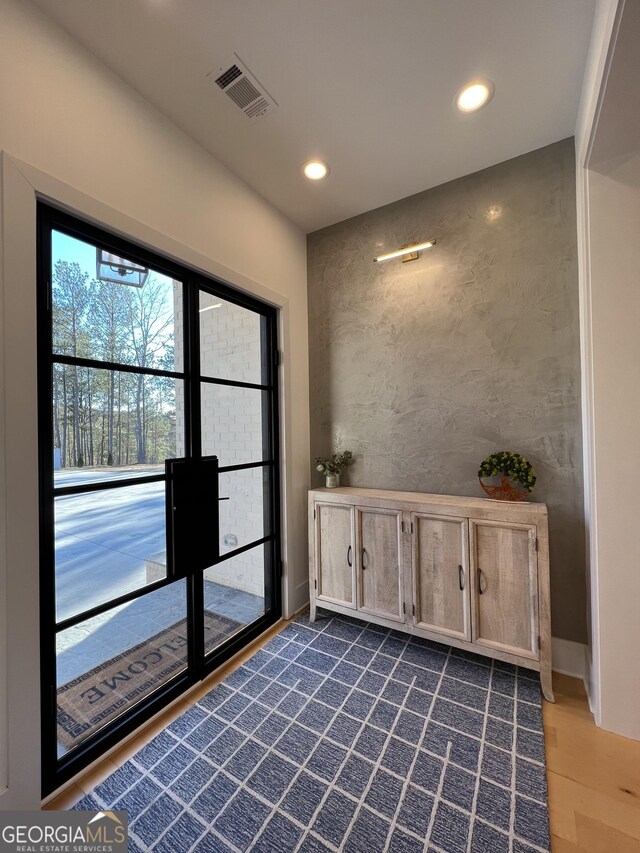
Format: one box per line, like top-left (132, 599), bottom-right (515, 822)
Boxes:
top-left (37, 202), bottom-right (282, 796)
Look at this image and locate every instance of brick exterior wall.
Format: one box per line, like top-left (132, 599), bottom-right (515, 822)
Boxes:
top-left (175, 293), bottom-right (266, 599)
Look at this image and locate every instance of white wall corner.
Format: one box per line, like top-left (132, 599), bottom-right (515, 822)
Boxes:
top-left (0, 157), bottom-right (9, 803)
top-left (573, 0), bottom-right (622, 734)
top-left (0, 152), bottom-right (43, 809)
top-left (291, 579), bottom-right (309, 618)
top-left (575, 0), bottom-right (622, 163)
top-left (552, 636), bottom-right (588, 682)
top-left (583, 643), bottom-right (598, 720)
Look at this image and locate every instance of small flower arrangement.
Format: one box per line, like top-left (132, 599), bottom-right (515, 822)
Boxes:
top-left (315, 451), bottom-right (354, 487)
top-left (315, 451), bottom-right (353, 475)
top-left (478, 451), bottom-right (536, 501)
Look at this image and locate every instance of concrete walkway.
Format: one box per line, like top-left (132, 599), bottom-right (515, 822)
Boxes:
top-left (57, 580), bottom-right (264, 685)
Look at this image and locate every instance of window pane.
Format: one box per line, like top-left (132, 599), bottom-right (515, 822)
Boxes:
top-left (55, 481), bottom-right (167, 622)
top-left (56, 580), bottom-right (187, 755)
top-left (51, 230), bottom-right (183, 371)
top-left (52, 365), bottom-right (182, 487)
top-left (219, 467), bottom-right (270, 555)
top-left (199, 294), bottom-right (264, 384)
top-left (203, 547), bottom-right (266, 656)
top-left (201, 384), bottom-right (268, 465)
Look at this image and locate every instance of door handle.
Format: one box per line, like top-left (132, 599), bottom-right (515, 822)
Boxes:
top-left (361, 548), bottom-right (368, 570)
top-left (477, 567), bottom-right (484, 594)
top-left (347, 545), bottom-right (352, 567)
top-left (458, 564), bottom-right (464, 591)
top-left (218, 497), bottom-right (230, 501)
top-left (166, 455), bottom-right (219, 577)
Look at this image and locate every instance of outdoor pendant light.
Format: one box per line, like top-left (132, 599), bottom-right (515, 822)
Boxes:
top-left (97, 249), bottom-right (149, 287)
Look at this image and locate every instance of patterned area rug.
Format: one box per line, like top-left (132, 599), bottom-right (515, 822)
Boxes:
top-left (73, 610), bottom-right (550, 852)
top-left (59, 611), bottom-right (242, 751)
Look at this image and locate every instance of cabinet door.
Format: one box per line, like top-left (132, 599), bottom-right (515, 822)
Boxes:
top-left (357, 508), bottom-right (403, 622)
top-left (315, 503), bottom-right (356, 608)
top-left (413, 513), bottom-right (470, 641)
top-left (470, 520), bottom-right (539, 659)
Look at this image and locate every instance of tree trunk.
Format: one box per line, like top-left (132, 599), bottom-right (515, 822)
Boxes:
top-left (87, 368), bottom-right (94, 466)
top-left (135, 373), bottom-right (146, 464)
top-left (125, 384), bottom-right (131, 466)
top-left (100, 410), bottom-right (106, 465)
top-left (72, 364), bottom-right (80, 465)
top-left (117, 373), bottom-right (122, 466)
top-left (61, 371), bottom-right (67, 467)
top-left (53, 367), bottom-right (61, 461)
top-left (108, 371), bottom-right (115, 463)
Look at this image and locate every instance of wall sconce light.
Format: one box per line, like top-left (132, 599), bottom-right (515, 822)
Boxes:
top-left (97, 249), bottom-right (149, 287)
top-left (373, 240), bottom-right (436, 263)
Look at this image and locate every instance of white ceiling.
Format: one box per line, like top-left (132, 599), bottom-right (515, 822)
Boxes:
top-left (32, 0), bottom-right (596, 233)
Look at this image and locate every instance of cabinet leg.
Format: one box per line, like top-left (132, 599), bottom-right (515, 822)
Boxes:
top-left (540, 659), bottom-right (555, 703)
top-left (309, 598), bottom-right (317, 623)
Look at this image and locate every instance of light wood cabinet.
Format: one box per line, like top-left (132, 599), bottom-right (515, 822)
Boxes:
top-left (309, 487), bottom-right (553, 702)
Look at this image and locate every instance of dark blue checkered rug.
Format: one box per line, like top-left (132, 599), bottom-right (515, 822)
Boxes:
top-left (73, 610), bottom-right (550, 852)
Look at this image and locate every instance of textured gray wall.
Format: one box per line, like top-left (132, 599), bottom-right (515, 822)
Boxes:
top-left (307, 138), bottom-right (586, 643)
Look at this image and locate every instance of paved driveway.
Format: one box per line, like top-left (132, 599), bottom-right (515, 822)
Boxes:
top-left (55, 470), bottom-right (166, 623)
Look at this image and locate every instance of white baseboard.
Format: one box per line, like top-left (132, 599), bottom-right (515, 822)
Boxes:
top-left (552, 636), bottom-right (588, 680)
top-left (583, 646), bottom-right (597, 720)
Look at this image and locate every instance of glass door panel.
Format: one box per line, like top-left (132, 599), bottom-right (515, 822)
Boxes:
top-left (52, 366), bottom-right (182, 487)
top-left (198, 284), bottom-right (277, 660)
top-left (199, 294), bottom-right (264, 384)
top-left (200, 384), bottom-right (268, 465)
top-left (203, 546), bottom-right (268, 656)
top-left (42, 210), bottom-right (191, 784)
top-left (55, 481), bottom-right (167, 622)
top-left (51, 229), bottom-right (183, 372)
top-left (39, 205), bottom-right (281, 794)
top-left (56, 579), bottom-right (188, 756)
top-left (218, 467), bottom-right (271, 556)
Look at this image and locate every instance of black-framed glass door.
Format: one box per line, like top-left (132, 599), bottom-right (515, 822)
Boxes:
top-left (37, 203), bottom-right (281, 795)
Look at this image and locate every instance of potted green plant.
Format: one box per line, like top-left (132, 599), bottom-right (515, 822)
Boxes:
top-left (478, 451), bottom-right (536, 502)
top-left (315, 451), bottom-right (354, 488)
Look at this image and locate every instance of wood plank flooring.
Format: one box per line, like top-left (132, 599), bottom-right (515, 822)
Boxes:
top-left (45, 620), bottom-right (640, 852)
top-left (543, 673), bottom-right (640, 851)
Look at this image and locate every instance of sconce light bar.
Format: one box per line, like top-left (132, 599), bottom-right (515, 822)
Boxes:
top-left (199, 303), bottom-right (223, 312)
top-left (373, 240), bottom-right (436, 263)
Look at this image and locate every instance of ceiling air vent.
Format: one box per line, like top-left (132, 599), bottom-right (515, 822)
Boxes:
top-left (210, 54), bottom-right (278, 119)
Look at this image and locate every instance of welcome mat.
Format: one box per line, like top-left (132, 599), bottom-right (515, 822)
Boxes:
top-left (74, 610), bottom-right (550, 852)
top-left (58, 611), bottom-right (242, 751)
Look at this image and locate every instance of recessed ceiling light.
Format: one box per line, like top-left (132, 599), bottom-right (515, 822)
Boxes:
top-left (302, 160), bottom-right (330, 180)
top-left (455, 80), bottom-right (494, 113)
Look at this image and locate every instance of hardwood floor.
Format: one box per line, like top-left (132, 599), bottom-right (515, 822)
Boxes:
top-left (45, 620), bottom-right (640, 852)
top-left (544, 673), bottom-right (640, 851)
